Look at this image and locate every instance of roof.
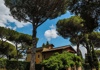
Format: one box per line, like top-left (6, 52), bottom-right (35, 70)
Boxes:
top-left (42, 45), bottom-right (76, 53)
top-left (27, 45), bottom-right (76, 53)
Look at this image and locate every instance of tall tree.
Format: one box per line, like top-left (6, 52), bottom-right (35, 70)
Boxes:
top-left (57, 15), bottom-right (99, 69)
top-left (4, 0), bottom-right (70, 70)
top-left (0, 26), bottom-right (32, 60)
top-left (0, 27), bottom-right (9, 45)
top-left (68, 0), bottom-right (100, 32)
top-left (71, 31), bottom-right (100, 70)
top-left (56, 16), bottom-right (84, 55)
top-left (79, 32), bottom-right (99, 70)
top-left (46, 41), bottom-right (49, 46)
top-left (8, 30), bottom-right (32, 60)
top-left (0, 40), bottom-right (17, 60)
top-left (18, 34), bottom-right (32, 59)
top-left (8, 30), bottom-right (20, 60)
top-left (42, 43), bottom-right (46, 48)
top-left (88, 32), bottom-right (100, 49)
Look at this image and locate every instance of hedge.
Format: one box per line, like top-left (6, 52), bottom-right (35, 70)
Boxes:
top-left (0, 59), bottom-right (30, 70)
top-left (6, 61), bottom-right (30, 70)
top-left (0, 59), bottom-right (63, 70)
top-left (0, 59), bottom-right (44, 70)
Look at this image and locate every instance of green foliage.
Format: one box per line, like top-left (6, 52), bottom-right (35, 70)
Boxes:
top-left (95, 50), bottom-right (100, 56)
top-left (6, 61), bottom-right (30, 70)
top-left (0, 59), bottom-right (45, 70)
top-left (42, 43), bottom-right (45, 48)
top-left (42, 52), bottom-right (82, 70)
top-left (88, 32), bottom-right (100, 48)
top-left (4, 0), bottom-right (69, 24)
top-left (19, 34), bottom-right (32, 45)
top-left (0, 27), bottom-right (9, 39)
top-left (46, 41), bottom-right (49, 46)
top-left (0, 40), bottom-right (17, 59)
top-left (68, 0), bottom-right (100, 32)
top-left (0, 59), bottom-right (30, 70)
top-left (99, 62), bottom-right (100, 68)
top-left (42, 41), bottom-right (54, 48)
top-left (0, 26), bottom-right (33, 60)
top-left (56, 14), bottom-right (100, 70)
top-left (80, 32), bottom-right (100, 69)
top-left (56, 16), bottom-right (84, 56)
top-left (0, 59), bottom-right (6, 68)
top-left (85, 49), bottom-right (99, 69)
top-left (56, 16), bottom-right (84, 38)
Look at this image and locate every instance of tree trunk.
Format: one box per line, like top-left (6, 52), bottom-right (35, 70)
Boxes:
top-left (7, 55), bottom-right (11, 60)
top-left (30, 25), bottom-right (37, 70)
top-left (15, 43), bottom-right (18, 61)
top-left (76, 43), bottom-right (79, 70)
top-left (75, 36), bottom-right (80, 56)
top-left (77, 42), bottom-right (80, 56)
top-left (90, 41), bottom-right (99, 70)
top-left (86, 41), bottom-right (93, 70)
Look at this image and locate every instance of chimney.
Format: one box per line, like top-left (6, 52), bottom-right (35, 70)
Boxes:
top-left (43, 44), bottom-right (54, 51)
top-left (48, 44), bottom-right (54, 49)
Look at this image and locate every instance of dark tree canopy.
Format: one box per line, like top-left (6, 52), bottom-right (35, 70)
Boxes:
top-left (5, 0), bottom-right (69, 27)
top-left (56, 16), bottom-right (84, 38)
top-left (56, 16), bottom-right (84, 56)
top-left (0, 40), bottom-right (17, 60)
top-left (95, 50), bottom-right (100, 56)
top-left (88, 32), bottom-right (100, 48)
top-left (0, 26), bottom-right (32, 60)
top-left (68, 0), bottom-right (100, 32)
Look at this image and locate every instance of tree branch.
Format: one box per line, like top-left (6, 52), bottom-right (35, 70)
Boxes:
top-left (37, 18), bottom-right (48, 27)
top-left (22, 16), bottom-right (33, 23)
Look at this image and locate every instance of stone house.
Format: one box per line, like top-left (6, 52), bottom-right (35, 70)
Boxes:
top-left (26, 44), bottom-right (76, 64)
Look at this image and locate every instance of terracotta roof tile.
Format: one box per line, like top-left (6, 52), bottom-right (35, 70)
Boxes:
top-left (42, 45), bottom-right (76, 53)
top-left (27, 45), bottom-right (76, 53)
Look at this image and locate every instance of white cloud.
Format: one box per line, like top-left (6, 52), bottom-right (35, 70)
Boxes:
top-left (73, 45), bottom-right (87, 58)
top-left (0, 0), bottom-right (31, 29)
top-left (44, 25), bottom-right (58, 41)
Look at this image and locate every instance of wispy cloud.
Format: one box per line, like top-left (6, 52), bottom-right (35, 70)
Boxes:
top-left (0, 0), bottom-right (31, 30)
top-left (44, 25), bottom-right (58, 41)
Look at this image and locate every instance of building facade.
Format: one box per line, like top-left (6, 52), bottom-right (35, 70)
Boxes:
top-left (26, 44), bottom-right (76, 64)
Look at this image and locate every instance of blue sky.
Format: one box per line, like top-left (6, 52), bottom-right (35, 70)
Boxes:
top-left (16, 11), bottom-right (73, 47)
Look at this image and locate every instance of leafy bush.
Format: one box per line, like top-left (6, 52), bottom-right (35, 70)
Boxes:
top-left (0, 59), bottom-right (44, 70)
top-left (0, 59), bottom-right (6, 68)
top-left (0, 59), bottom-right (30, 70)
top-left (7, 61), bottom-right (30, 70)
top-left (42, 51), bottom-right (82, 70)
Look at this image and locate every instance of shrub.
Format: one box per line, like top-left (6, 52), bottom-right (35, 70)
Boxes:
top-left (42, 52), bottom-right (82, 70)
top-left (0, 59), bottom-right (6, 68)
top-left (0, 59), bottom-right (30, 70)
